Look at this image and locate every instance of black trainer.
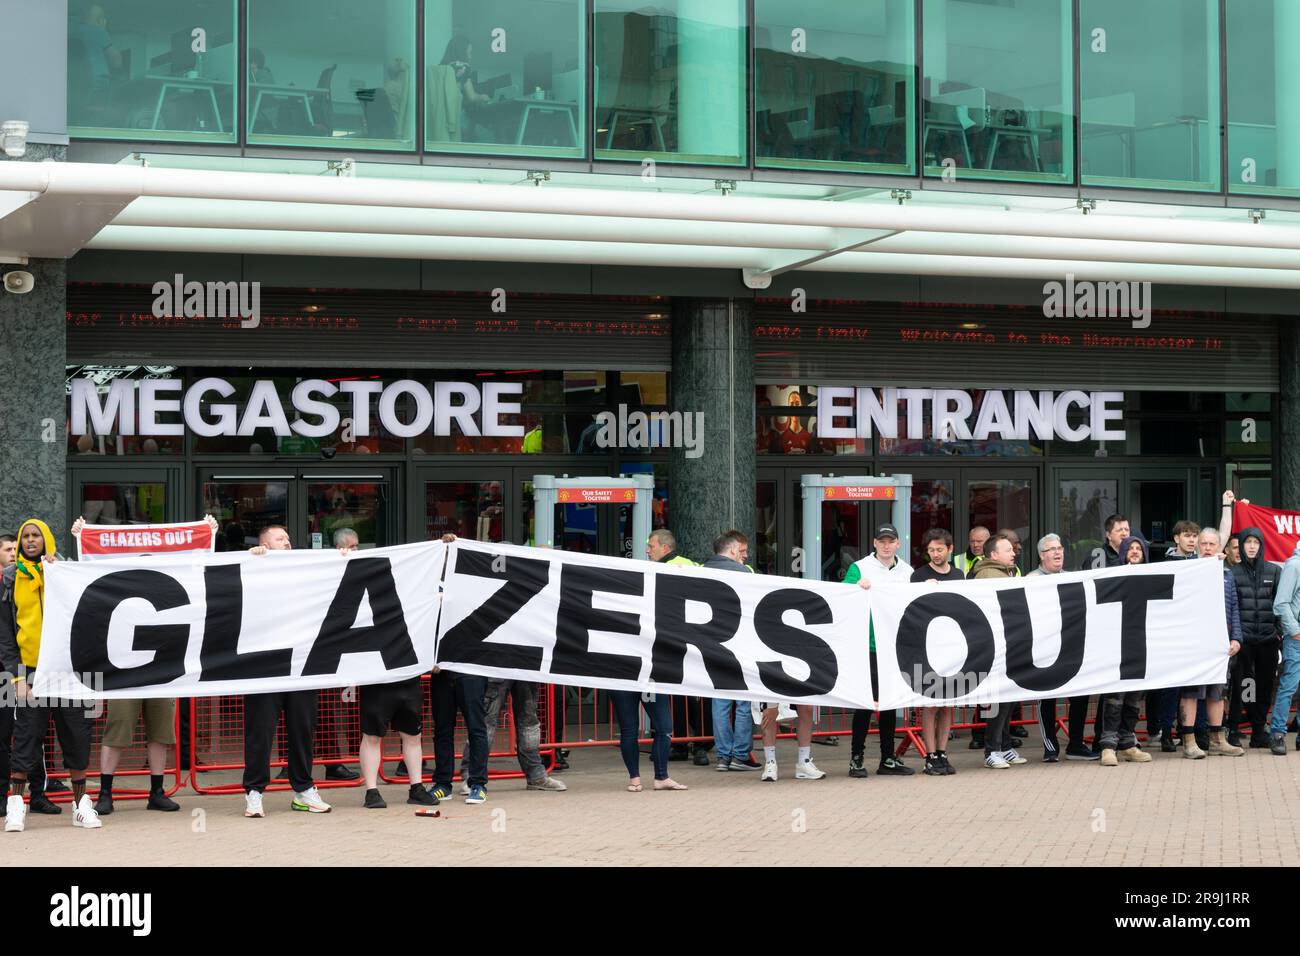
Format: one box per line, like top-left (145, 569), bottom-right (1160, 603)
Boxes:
top-left (848, 754), bottom-right (869, 778)
top-left (44, 778), bottom-right (70, 794)
top-left (1009, 725), bottom-right (1028, 739)
top-left (877, 756), bottom-right (915, 776)
top-left (29, 793), bottom-right (62, 815)
top-left (923, 754), bottom-right (944, 776)
top-left (94, 791), bottom-right (114, 816)
top-left (692, 750), bottom-right (711, 766)
top-left (147, 789), bottom-right (180, 812)
top-left (1066, 743), bottom-right (1101, 761)
top-left (363, 788), bottom-right (387, 809)
top-left (407, 784), bottom-right (437, 806)
top-left (325, 764), bottom-right (360, 781)
top-left (1250, 732), bottom-right (1271, 749)
top-left (1159, 730), bottom-right (1178, 752)
top-left (1270, 733), bottom-right (1288, 756)
top-left (937, 751), bottom-right (957, 775)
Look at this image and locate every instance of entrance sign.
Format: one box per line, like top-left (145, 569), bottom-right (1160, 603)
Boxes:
top-left (816, 387), bottom-right (1126, 442)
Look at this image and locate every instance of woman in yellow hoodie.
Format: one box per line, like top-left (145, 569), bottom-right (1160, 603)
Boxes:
top-left (0, 518), bottom-right (101, 832)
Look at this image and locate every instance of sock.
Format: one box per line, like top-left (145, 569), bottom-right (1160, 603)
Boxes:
top-left (798, 746), bottom-right (811, 764)
top-left (12, 780), bottom-right (27, 798)
top-left (150, 774), bottom-right (163, 792)
top-left (71, 779), bottom-right (86, 803)
top-left (99, 773), bottom-right (114, 794)
top-left (409, 783), bottom-right (424, 794)
top-left (764, 746), bottom-right (776, 763)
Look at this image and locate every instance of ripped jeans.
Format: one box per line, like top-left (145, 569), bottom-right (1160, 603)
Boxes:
top-left (483, 679), bottom-right (549, 784)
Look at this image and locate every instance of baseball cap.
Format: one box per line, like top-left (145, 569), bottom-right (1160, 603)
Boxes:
top-left (874, 524), bottom-right (899, 540)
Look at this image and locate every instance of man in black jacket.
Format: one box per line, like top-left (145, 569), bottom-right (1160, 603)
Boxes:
top-left (1229, 527), bottom-right (1280, 747)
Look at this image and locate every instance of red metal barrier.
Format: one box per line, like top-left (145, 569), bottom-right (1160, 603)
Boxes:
top-left (40, 701), bottom-right (184, 803)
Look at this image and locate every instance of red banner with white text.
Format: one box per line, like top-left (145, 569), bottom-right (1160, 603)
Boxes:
top-left (76, 520), bottom-right (216, 561)
top-left (1232, 502), bottom-right (1300, 563)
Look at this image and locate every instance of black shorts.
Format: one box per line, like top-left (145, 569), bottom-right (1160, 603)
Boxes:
top-left (360, 677), bottom-right (423, 738)
top-left (12, 698), bottom-right (93, 774)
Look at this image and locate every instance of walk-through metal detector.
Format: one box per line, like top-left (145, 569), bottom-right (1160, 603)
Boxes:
top-left (531, 474), bottom-right (655, 559)
top-left (800, 474), bottom-right (913, 581)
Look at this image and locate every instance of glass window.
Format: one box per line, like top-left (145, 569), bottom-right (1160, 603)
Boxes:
top-left (594, 0), bottom-right (746, 165)
top-left (1057, 477), bottom-right (1118, 571)
top-left (66, 366), bottom-right (184, 456)
top-left (1227, 0), bottom-right (1300, 197)
top-left (755, 0), bottom-right (914, 174)
top-left (425, 480), bottom-right (505, 541)
top-left (248, 0), bottom-right (416, 149)
top-left (756, 385), bottom-right (869, 455)
top-left (921, 0), bottom-right (1072, 183)
top-left (78, 482), bottom-right (166, 526)
top-left (1080, 0), bottom-right (1220, 191)
top-left (68, 0), bottom-right (237, 143)
top-left (425, 0), bottom-right (585, 157)
top-left (306, 481), bottom-right (391, 548)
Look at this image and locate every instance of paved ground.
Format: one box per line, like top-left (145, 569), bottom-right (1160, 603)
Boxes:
top-left (9, 735), bottom-right (1300, 866)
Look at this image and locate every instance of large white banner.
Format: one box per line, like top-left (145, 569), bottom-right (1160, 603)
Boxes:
top-left (868, 559), bottom-right (1230, 709)
top-left (435, 540), bottom-right (874, 708)
top-left (32, 542), bottom-right (445, 699)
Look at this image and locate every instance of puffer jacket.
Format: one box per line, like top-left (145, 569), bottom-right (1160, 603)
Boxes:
top-left (1229, 527), bottom-right (1279, 643)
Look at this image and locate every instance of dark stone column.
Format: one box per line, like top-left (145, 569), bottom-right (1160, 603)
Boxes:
top-left (0, 144), bottom-right (67, 538)
top-left (668, 298), bottom-right (755, 564)
top-left (1281, 321), bottom-right (1300, 508)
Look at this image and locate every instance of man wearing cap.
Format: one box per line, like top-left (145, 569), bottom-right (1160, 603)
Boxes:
top-left (1027, 533), bottom-right (1096, 763)
top-left (842, 524), bottom-right (915, 778)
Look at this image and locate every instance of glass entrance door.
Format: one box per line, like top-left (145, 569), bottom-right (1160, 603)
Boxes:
top-left (67, 465), bottom-right (182, 551)
top-left (413, 468), bottom-right (507, 542)
top-left (1129, 468), bottom-right (1194, 559)
top-left (200, 468), bottom-right (397, 551)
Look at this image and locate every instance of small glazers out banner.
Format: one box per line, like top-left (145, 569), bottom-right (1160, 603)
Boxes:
top-left (33, 542), bottom-right (445, 700)
top-left (435, 540), bottom-right (874, 708)
top-left (76, 520), bottom-right (216, 561)
top-left (1232, 502), bottom-right (1300, 564)
top-left (868, 559), bottom-right (1229, 709)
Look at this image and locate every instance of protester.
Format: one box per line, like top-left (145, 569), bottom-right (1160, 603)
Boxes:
top-left (1095, 535), bottom-right (1155, 768)
top-left (648, 530), bottom-right (712, 767)
top-left (326, 529), bottom-right (438, 810)
top-left (1081, 513), bottom-right (1129, 571)
top-left (1177, 529), bottom-right (1243, 758)
top-left (967, 534), bottom-right (1029, 769)
top-left (1228, 526), bottom-right (1279, 748)
top-left (1268, 541), bottom-right (1300, 755)
top-left (955, 525), bottom-right (990, 577)
top-left (702, 531), bottom-right (761, 772)
top-left (1, 518), bottom-right (100, 831)
top-left (843, 524), bottom-right (915, 778)
top-left (611, 688), bottom-right (687, 792)
top-left (94, 696), bottom-right (181, 816)
top-left (1166, 520), bottom-right (1200, 561)
top-left (1028, 533), bottom-right (1095, 762)
top-left (241, 526), bottom-right (331, 817)
top-left (911, 529), bottom-right (962, 775)
top-left (482, 678), bottom-right (568, 794)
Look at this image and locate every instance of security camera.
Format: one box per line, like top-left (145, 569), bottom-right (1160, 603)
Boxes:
top-left (3, 271), bottom-right (34, 294)
top-left (320, 446), bottom-right (337, 460)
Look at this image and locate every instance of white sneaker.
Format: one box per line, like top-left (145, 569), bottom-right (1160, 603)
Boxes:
top-left (795, 759), bottom-right (826, 780)
top-left (73, 795), bottom-right (103, 829)
top-left (291, 786), bottom-right (332, 813)
top-left (1005, 750), bottom-right (1028, 765)
top-left (984, 752), bottom-right (1011, 769)
top-left (761, 759), bottom-right (778, 782)
top-left (244, 790), bottom-right (265, 818)
top-left (5, 795), bottom-right (25, 832)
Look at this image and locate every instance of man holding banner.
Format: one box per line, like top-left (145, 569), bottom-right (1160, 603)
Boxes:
top-left (242, 526), bottom-right (332, 817)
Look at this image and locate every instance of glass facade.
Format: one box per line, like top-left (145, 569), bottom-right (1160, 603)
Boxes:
top-left (1080, 0), bottom-right (1220, 191)
top-left (754, 0), bottom-right (914, 174)
top-left (1226, 0), bottom-right (1300, 198)
top-left (247, 0), bottom-right (417, 149)
top-left (64, 3), bottom-right (1300, 196)
top-left (593, 0), bottom-right (747, 165)
top-left (425, 0), bottom-right (585, 157)
top-left (922, 0), bottom-right (1072, 183)
top-left (67, 0), bottom-right (237, 142)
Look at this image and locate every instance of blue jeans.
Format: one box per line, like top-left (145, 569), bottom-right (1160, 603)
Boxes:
top-left (710, 698), bottom-right (754, 761)
top-left (611, 690), bottom-right (672, 781)
top-left (1270, 637), bottom-right (1300, 735)
top-left (430, 672), bottom-right (489, 790)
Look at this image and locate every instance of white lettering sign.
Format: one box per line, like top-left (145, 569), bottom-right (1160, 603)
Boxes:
top-left (69, 378), bottom-right (525, 440)
top-left (816, 388), bottom-right (1126, 443)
